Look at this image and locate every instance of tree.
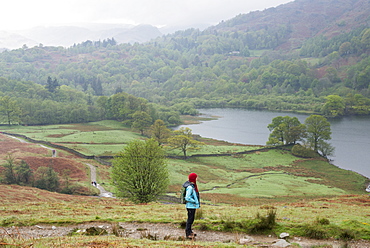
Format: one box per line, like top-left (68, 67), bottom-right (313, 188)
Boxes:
top-left (150, 119), bottom-right (171, 145)
top-left (111, 139), bottom-right (169, 203)
top-left (339, 42), bottom-right (351, 56)
top-left (1, 155), bottom-right (33, 185)
top-left (167, 127), bottom-right (204, 158)
top-left (267, 116), bottom-right (305, 145)
top-left (317, 140), bottom-right (335, 158)
top-left (16, 160), bottom-right (33, 185)
top-left (131, 111), bottom-right (152, 135)
top-left (0, 96), bottom-right (22, 125)
top-left (1, 154), bottom-right (17, 184)
top-left (304, 115), bottom-right (333, 156)
top-left (321, 95), bottom-right (345, 117)
top-left (34, 166), bottom-right (60, 191)
top-left (45, 76), bottom-right (59, 93)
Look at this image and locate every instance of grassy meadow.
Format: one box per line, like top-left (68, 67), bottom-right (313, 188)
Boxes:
top-left (1, 120), bottom-right (370, 246)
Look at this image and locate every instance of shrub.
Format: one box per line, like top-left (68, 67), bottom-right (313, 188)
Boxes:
top-left (302, 224), bottom-right (329, 239)
top-left (315, 217), bottom-right (330, 225)
top-left (249, 209), bottom-right (277, 233)
top-left (292, 144), bottom-right (319, 158)
top-left (222, 220), bottom-right (237, 231)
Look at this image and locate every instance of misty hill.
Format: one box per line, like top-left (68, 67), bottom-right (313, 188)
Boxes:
top-left (209, 0), bottom-right (370, 50)
top-left (0, 31), bottom-right (38, 50)
top-left (210, 0), bottom-right (370, 50)
top-left (0, 24), bottom-right (162, 49)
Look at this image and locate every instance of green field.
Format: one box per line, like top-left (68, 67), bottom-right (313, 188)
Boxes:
top-left (2, 120), bottom-right (368, 202)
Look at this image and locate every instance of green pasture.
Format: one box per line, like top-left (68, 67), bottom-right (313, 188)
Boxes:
top-left (62, 143), bottom-right (127, 156)
top-left (189, 149), bottom-right (298, 170)
top-left (165, 144), bottom-right (263, 157)
top-left (1, 121), bottom-right (142, 156)
top-left (166, 150), bottom-right (354, 200)
top-left (50, 130), bottom-right (141, 144)
top-left (206, 173), bottom-right (346, 198)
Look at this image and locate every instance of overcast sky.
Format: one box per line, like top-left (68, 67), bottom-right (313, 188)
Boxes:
top-left (1, 0), bottom-right (293, 31)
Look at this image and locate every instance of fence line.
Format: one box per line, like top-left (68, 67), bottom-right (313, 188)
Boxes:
top-left (2, 131), bottom-right (290, 166)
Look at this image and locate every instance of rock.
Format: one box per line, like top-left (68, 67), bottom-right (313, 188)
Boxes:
top-left (35, 225), bottom-right (44, 229)
top-left (279, 232), bottom-right (289, 239)
top-left (239, 236), bottom-right (255, 244)
top-left (52, 226), bottom-right (57, 230)
top-left (272, 239), bottom-right (291, 247)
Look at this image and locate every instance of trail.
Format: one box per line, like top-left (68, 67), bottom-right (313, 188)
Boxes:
top-left (5, 134), bottom-right (113, 197)
top-left (85, 162), bottom-right (114, 197)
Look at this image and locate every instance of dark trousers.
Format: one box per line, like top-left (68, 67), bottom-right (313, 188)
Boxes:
top-left (186, 208), bottom-right (196, 236)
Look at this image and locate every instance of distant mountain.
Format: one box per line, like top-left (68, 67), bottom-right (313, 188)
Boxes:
top-left (0, 31), bottom-right (38, 50)
top-left (0, 24), bottom-right (163, 50)
top-left (113, 24), bottom-right (163, 44)
top-left (210, 0), bottom-right (370, 50)
top-left (19, 26), bottom-right (94, 47)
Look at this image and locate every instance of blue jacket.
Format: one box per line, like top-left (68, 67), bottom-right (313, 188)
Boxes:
top-left (183, 181), bottom-right (200, 209)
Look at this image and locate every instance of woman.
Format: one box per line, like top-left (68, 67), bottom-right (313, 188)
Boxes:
top-left (183, 172), bottom-right (200, 239)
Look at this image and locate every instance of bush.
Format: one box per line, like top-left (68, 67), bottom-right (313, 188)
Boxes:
top-left (339, 229), bottom-right (357, 241)
top-left (249, 209), bottom-right (277, 234)
top-left (292, 144), bottom-right (319, 158)
top-left (302, 224), bottom-right (329, 239)
top-left (315, 217), bottom-right (330, 225)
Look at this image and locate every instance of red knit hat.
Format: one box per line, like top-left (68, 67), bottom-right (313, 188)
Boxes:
top-left (188, 173), bottom-right (197, 183)
top-left (188, 173), bottom-right (198, 192)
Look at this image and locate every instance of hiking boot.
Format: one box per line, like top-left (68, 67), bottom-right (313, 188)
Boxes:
top-left (186, 233), bottom-right (196, 239)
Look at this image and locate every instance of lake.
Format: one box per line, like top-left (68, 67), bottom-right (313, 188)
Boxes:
top-left (177, 108), bottom-right (370, 179)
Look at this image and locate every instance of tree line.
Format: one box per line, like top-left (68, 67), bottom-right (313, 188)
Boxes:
top-left (0, 26), bottom-right (369, 117)
top-left (0, 77), bottom-right (184, 127)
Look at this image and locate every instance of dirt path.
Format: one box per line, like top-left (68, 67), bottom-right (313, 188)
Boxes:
top-left (2, 222), bottom-right (369, 247)
top-left (85, 162), bottom-right (113, 197)
top-left (5, 134), bottom-right (57, 156)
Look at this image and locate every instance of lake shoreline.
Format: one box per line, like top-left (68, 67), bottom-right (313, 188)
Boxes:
top-left (178, 108), bottom-right (370, 179)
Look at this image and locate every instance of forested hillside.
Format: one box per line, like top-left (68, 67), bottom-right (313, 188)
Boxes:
top-left (0, 0), bottom-right (370, 126)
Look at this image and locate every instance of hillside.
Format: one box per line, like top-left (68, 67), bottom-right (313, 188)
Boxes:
top-left (212, 0), bottom-right (370, 50)
top-left (0, 0), bottom-right (369, 128)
